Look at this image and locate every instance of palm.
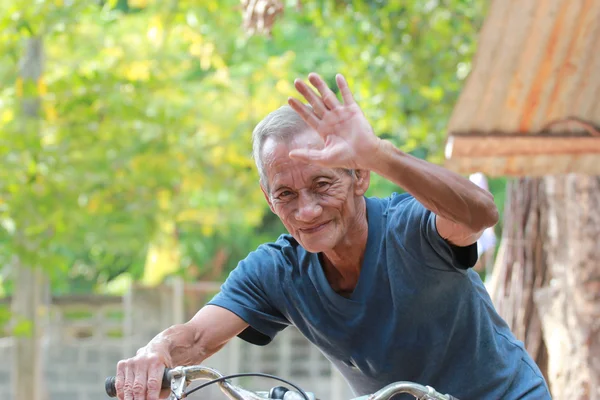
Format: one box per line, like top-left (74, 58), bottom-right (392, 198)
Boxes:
top-left (288, 73), bottom-right (379, 170)
top-left (315, 106), bottom-right (367, 168)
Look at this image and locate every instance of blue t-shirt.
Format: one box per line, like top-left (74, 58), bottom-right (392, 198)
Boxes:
top-left (209, 194), bottom-right (550, 399)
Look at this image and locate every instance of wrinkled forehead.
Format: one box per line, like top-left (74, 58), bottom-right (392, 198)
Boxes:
top-left (261, 129), bottom-right (323, 160)
top-left (261, 130), bottom-right (331, 186)
top-left (261, 130), bottom-right (323, 169)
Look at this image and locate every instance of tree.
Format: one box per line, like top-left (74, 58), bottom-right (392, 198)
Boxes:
top-left (10, 35), bottom-right (47, 400)
top-left (0, 1), bottom-right (500, 395)
top-left (488, 176), bottom-right (600, 398)
top-left (256, 0), bottom-right (491, 196)
top-left (0, 0), bottom-right (340, 295)
top-left (1, 0), bottom-right (494, 291)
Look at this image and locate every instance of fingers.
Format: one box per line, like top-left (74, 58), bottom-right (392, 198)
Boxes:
top-left (335, 74), bottom-right (355, 105)
top-left (146, 363), bottom-right (165, 400)
top-left (293, 79), bottom-right (327, 118)
top-left (132, 363), bottom-right (148, 400)
top-left (288, 148), bottom-right (327, 165)
top-left (116, 360), bottom-right (127, 400)
top-left (288, 97), bottom-right (320, 131)
top-left (292, 73), bottom-right (354, 118)
top-left (308, 73), bottom-right (341, 110)
top-left (124, 362), bottom-right (135, 400)
top-left (116, 353), bottom-right (166, 400)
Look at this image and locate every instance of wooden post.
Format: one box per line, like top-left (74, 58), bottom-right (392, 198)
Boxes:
top-left (227, 333), bottom-right (241, 374)
top-left (330, 366), bottom-right (347, 400)
top-left (11, 261), bottom-right (46, 400)
top-left (171, 276), bottom-right (185, 325)
top-left (11, 36), bottom-right (46, 400)
top-left (122, 282), bottom-right (136, 358)
top-left (279, 329), bottom-right (292, 379)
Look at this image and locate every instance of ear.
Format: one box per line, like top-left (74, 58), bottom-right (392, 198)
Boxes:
top-left (261, 183), bottom-right (275, 213)
top-left (353, 169), bottom-right (370, 196)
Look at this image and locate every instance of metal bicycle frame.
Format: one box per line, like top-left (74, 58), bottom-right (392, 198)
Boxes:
top-left (165, 365), bottom-right (454, 400)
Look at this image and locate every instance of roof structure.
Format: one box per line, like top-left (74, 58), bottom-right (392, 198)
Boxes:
top-left (444, 0), bottom-right (600, 177)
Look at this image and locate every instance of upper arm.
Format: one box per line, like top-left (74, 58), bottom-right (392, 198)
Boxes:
top-left (390, 194), bottom-right (478, 270)
top-left (207, 245), bottom-right (291, 345)
top-left (186, 305), bottom-right (249, 356)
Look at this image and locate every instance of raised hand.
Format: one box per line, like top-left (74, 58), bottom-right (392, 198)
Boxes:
top-left (287, 73), bottom-right (381, 170)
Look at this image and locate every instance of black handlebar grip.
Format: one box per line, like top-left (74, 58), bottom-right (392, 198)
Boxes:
top-left (105, 368), bottom-right (171, 397)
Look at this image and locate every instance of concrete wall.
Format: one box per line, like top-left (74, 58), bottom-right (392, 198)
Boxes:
top-left (0, 283), bottom-right (353, 400)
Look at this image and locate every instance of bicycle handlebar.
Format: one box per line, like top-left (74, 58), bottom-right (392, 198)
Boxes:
top-left (363, 381), bottom-right (455, 400)
top-left (104, 368), bottom-right (171, 397)
top-left (105, 365), bottom-right (307, 399)
top-left (104, 364), bottom-right (460, 400)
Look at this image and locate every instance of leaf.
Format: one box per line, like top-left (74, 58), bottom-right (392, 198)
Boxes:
top-left (0, 0), bottom-right (489, 296)
top-left (12, 317), bottom-right (33, 338)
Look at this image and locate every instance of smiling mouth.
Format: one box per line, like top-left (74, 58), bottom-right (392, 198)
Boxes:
top-left (300, 221), bottom-right (331, 234)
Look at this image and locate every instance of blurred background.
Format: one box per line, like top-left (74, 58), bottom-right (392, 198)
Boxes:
top-left (1, 0), bottom-right (598, 399)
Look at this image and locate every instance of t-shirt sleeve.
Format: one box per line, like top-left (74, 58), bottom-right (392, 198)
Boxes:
top-left (389, 194), bottom-right (477, 271)
top-left (208, 245), bottom-right (290, 345)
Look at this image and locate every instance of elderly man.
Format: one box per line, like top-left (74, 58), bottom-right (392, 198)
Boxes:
top-left (114, 73), bottom-right (550, 400)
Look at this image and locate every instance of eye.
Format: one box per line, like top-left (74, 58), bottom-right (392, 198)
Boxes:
top-left (315, 181), bottom-right (331, 190)
top-left (277, 190), bottom-right (293, 199)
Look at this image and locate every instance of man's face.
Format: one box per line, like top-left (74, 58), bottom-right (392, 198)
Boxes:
top-left (260, 129), bottom-right (369, 253)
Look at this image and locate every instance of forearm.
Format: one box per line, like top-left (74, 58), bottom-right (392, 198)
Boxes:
top-left (139, 305), bottom-right (247, 367)
top-left (371, 139), bottom-right (499, 231)
top-left (140, 322), bottom-right (215, 367)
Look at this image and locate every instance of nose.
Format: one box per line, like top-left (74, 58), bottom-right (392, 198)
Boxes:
top-left (295, 191), bottom-right (323, 222)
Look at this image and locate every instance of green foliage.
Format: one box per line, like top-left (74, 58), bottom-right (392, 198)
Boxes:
top-left (295, 0), bottom-right (488, 196)
top-left (11, 318), bottom-right (33, 337)
top-left (0, 304), bottom-right (10, 335)
top-left (487, 176), bottom-right (507, 233)
top-left (0, 304), bottom-right (34, 338)
top-left (0, 0), bottom-right (492, 296)
top-left (0, 0), bottom-right (335, 292)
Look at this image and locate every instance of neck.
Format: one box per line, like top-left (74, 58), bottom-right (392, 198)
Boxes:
top-left (321, 199), bottom-right (368, 294)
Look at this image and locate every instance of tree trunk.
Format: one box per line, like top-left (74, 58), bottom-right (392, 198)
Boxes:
top-left (11, 36), bottom-right (47, 400)
top-left (488, 175), bottom-right (600, 399)
top-left (536, 175), bottom-right (600, 399)
top-left (486, 178), bottom-right (550, 379)
top-left (11, 259), bottom-right (46, 400)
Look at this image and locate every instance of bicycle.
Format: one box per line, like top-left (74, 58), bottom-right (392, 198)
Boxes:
top-left (105, 364), bottom-right (461, 400)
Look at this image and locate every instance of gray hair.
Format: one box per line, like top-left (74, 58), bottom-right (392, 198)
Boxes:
top-left (251, 105), bottom-right (311, 185)
top-left (251, 105), bottom-right (354, 191)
